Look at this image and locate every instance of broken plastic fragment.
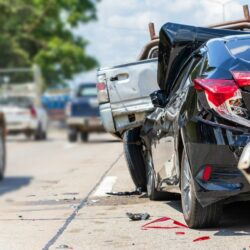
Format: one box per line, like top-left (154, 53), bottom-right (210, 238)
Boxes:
top-left (142, 217), bottom-right (188, 229)
top-left (193, 236), bottom-right (211, 242)
top-left (176, 232), bottom-right (185, 235)
top-left (126, 212), bottom-right (150, 221)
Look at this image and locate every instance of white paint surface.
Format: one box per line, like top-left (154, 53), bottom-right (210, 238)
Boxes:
top-left (93, 176), bottom-right (117, 196)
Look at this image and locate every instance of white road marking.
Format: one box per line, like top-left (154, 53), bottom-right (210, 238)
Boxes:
top-left (63, 143), bottom-right (77, 149)
top-left (93, 176), bottom-right (117, 197)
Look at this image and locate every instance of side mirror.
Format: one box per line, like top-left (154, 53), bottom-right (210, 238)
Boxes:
top-left (150, 90), bottom-right (168, 108)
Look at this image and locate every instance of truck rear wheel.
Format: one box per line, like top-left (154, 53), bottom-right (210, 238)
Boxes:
top-left (123, 128), bottom-right (147, 191)
top-left (81, 132), bottom-right (89, 142)
top-left (68, 128), bottom-right (78, 142)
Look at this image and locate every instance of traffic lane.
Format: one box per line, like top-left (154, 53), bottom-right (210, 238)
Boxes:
top-left (0, 132), bottom-right (122, 250)
top-left (55, 155), bottom-right (250, 250)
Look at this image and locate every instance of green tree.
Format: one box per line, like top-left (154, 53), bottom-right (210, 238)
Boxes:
top-left (0, 0), bottom-right (98, 87)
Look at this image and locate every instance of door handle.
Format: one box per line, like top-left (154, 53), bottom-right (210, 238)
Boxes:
top-left (110, 73), bottom-right (129, 82)
top-left (110, 76), bottom-right (118, 81)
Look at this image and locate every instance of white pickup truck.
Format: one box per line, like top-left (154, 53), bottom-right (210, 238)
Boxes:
top-left (97, 36), bottom-right (159, 190)
top-left (97, 39), bottom-right (159, 136)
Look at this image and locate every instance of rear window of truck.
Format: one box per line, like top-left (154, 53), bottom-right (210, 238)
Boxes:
top-left (77, 85), bottom-right (97, 97)
top-left (226, 38), bottom-right (250, 62)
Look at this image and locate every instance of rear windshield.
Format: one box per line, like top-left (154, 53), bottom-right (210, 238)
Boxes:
top-left (76, 85), bottom-right (97, 97)
top-left (226, 38), bottom-right (250, 62)
top-left (0, 96), bottom-right (33, 107)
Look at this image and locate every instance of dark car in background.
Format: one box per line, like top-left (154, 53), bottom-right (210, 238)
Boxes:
top-left (66, 83), bottom-right (104, 142)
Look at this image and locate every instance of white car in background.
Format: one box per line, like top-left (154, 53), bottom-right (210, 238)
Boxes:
top-left (0, 95), bottom-right (48, 140)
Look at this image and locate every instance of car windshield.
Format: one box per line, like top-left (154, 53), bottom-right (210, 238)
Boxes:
top-left (0, 96), bottom-right (33, 107)
top-left (77, 85), bottom-right (97, 97)
top-left (226, 38), bottom-right (250, 62)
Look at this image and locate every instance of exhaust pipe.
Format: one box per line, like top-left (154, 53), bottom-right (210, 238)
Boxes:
top-left (238, 142), bottom-right (250, 183)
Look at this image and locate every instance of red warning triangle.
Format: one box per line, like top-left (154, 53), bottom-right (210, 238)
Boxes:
top-left (142, 217), bottom-right (188, 229)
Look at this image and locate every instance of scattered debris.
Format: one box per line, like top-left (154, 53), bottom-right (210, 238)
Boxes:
top-left (193, 236), bottom-right (211, 242)
top-left (126, 212), bottom-right (150, 221)
top-left (142, 217), bottom-right (188, 229)
top-left (18, 215), bottom-right (23, 220)
top-left (176, 232), bottom-right (186, 235)
top-left (106, 188), bottom-right (142, 196)
top-left (56, 244), bottom-right (73, 249)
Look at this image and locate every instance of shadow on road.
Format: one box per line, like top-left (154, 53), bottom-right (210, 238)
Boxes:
top-left (0, 176), bottom-right (32, 196)
top-left (165, 199), bottom-right (250, 234)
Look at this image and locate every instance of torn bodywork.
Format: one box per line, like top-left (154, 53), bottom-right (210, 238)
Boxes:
top-left (238, 143), bottom-right (250, 183)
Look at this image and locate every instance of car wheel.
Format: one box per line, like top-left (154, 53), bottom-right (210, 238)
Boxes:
top-left (0, 128), bottom-right (6, 180)
top-left (123, 128), bottom-right (147, 191)
top-left (145, 147), bottom-right (175, 200)
top-left (81, 132), bottom-right (89, 142)
top-left (68, 128), bottom-right (78, 142)
top-left (181, 149), bottom-right (222, 228)
top-left (42, 131), bottom-right (47, 140)
top-left (34, 124), bottom-right (43, 141)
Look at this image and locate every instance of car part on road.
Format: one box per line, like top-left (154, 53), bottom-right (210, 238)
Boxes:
top-left (142, 216), bottom-right (188, 229)
top-left (126, 212), bottom-right (150, 221)
top-left (193, 236), bottom-right (211, 242)
top-left (123, 128), bottom-right (147, 191)
top-left (106, 188), bottom-right (142, 196)
top-left (181, 150), bottom-right (222, 228)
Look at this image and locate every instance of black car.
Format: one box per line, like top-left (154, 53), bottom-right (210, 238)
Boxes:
top-left (128, 23), bottom-right (250, 229)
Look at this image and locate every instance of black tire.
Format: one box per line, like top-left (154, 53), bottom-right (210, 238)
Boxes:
top-left (123, 128), bottom-right (147, 191)
top-left (68, 128), bottom-right (78, 142)
top-left (0, 128), bottom-right (6, 180)
top-left (34, 124), bottom-right (43, 141)
top-left (81, 132), bottom-right (89, 142)
top-left (42, 131), bottom-right (47, 140)
top-left (181, 149), bottom-right (222, 228)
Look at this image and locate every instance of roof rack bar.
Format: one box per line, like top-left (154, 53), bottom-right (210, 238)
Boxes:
top-left (243, 4), bottom-right (250, 20)
top-left (148, 22), bottom-right (157, 40)
top-left (209, 5), bottom-right (250, 28)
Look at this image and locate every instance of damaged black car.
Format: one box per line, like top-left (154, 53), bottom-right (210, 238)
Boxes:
top-left (142, 23), bottom-right (250, 228)
top-left (97, 21), bottom-right (250, 229)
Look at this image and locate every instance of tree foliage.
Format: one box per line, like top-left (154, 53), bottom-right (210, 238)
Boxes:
top-left (0, 0), bottom-right (98, 86)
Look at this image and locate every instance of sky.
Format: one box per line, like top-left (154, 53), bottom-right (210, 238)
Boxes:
top-left (74, 0), bottom-right (249, 84)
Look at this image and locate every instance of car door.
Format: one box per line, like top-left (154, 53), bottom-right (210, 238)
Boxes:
top-left (97, 58), bottom-right (159, 133)
top-left (151, 56), bottom-right (202, 188)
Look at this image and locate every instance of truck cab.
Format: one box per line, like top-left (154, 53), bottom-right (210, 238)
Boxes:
top-left (66, 83), bottom-right (104, 142)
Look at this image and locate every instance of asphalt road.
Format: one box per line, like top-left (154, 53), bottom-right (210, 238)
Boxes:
top-left (0, 130), bottom-right (250, 250)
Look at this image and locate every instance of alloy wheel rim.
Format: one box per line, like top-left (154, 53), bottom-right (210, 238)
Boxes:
top-left (182, 154), bottom-right (192, 218)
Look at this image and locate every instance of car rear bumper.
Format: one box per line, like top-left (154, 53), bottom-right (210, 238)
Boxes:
top-left (66, 116), bottom-right (104, 132)
top-left (6, 120), bottom-right (38, 134)
top-left (185, 119), bottom-right (250, 207)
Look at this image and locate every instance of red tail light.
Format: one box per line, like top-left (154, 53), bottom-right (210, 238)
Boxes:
top-left (96, 82), bottom-right (106, 91)
top-left (194, 79), bottom-right (238, 107)
top-left (30, 106), bottom-right (37, 118)
top-left (194, 77), bottom-right (250, 127)
top-left (202, 165), bottom-right (212, 181)
top-left (231, 71), bottom-right (250, 87)
top-left (96, 74), bottom-right (109, 104)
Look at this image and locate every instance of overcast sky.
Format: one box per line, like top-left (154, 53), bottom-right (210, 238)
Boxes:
top-left (74, 0), bottom-right (249, 83)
